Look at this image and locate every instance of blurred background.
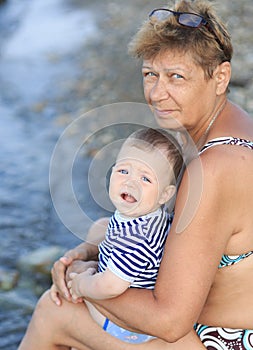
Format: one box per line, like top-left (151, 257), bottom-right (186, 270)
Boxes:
top-left (0, 0), bottom-right (252, 348)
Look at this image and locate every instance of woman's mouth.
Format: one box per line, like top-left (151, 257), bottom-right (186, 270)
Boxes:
top-left (154, 108), bottom-right (173, 118)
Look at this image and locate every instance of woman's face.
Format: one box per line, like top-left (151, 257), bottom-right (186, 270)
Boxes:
top-left (142, 50), bottom-right (218, 140)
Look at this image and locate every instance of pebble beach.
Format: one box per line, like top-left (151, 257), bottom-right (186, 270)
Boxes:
top-left (0, 0), bottom-right (252, 348)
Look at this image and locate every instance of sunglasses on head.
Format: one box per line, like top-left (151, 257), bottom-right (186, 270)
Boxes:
top-left (149, 8), bottom-right (224, 51)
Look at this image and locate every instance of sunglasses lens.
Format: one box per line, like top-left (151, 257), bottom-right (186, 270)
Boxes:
top-left (149, 9), bottom-right (173, 21)
top-left (178, 13), bottom-right (203, 27)
top-left (149, 9), bottom-right (223, 52)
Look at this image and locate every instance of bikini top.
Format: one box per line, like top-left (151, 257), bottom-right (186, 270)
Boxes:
top-left (199, 136), bottom-right (253, 154)
top-left (200, 137), bottom-right (253, 268)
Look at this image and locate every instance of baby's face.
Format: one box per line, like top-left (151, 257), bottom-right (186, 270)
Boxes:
top-left (109, 142), bottom-right (174, 217)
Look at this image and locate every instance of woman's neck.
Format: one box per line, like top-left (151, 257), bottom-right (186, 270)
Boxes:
top-left (195, 97), bottom-right (227, 150)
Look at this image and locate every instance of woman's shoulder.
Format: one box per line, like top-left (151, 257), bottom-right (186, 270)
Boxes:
top-left (197, 135), bottom-right (253, 179)
top-left (182, 135), bottom-right (253, 201)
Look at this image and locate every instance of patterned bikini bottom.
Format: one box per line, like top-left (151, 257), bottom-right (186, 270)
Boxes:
top-left (195, 323), bottom-right (253, 350)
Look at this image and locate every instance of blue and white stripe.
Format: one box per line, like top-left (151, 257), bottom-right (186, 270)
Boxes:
top-left (98, 207), bottom-right (170, 289)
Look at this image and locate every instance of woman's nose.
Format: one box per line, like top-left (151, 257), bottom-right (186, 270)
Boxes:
top-left (149, 79), bottom-right (170, 102)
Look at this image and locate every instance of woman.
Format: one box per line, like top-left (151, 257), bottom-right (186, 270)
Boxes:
top-left (18, 0), bottom-right (253, 349)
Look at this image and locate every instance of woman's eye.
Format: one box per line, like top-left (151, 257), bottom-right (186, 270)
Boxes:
top-left (172, 73), bottom-right (183, 79)
top-left (119, 169), bottom-right (128, 174)
top-left (143, 71), bottom-right (157, 78)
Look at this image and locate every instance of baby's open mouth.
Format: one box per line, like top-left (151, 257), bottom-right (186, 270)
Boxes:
top-left (121, 193), bottom-right (137, 203)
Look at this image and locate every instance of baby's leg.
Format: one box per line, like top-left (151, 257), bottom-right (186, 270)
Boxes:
top-left (85, 300), bottom-right (106, 327)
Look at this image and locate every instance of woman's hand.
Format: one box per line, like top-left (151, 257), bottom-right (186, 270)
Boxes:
top-left (50, 217), bottom-right (108, 306)
top-left (50, 254), bottom-right (98, 306)
top-left (50, 253), bottom-right (75, 305)
top-left (50, 242), bottom-right (92, 302)
top-left (66, 260), bottom-right (98, 284)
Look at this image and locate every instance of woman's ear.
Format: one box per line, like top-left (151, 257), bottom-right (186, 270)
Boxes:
top-left (215, 61), bottom-right (231, 95)
top-left (159, 185), bottom-right (176, 205)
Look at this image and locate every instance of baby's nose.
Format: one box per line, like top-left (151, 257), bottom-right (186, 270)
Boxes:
top-left (124, 178), bottom-right (140, 187)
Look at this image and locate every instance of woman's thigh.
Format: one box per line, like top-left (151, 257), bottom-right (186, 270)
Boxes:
top-left (19, 290), bottom-right (129, 350)
top-left (19, 290), bottom-right (205, 350)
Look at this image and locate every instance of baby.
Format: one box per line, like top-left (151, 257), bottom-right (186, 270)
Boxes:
top-left (68, 128), bottom-right (183, 343)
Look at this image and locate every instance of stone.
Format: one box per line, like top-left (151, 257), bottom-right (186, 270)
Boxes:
top-left (0, 267), bottom-right (19, 291)
top-left (18, 246), bottom-right (66, 275)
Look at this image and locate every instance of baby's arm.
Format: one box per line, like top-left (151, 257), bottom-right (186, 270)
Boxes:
top-left (68, 267), bottom-right (130, 300)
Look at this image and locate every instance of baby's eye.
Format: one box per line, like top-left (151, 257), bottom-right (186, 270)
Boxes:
top-left (141, 176), bottom-right (151, 183)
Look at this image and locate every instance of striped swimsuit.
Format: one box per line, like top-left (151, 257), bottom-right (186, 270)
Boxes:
top-left (99, 206), bottom-right (170, 343)
top-left (195, 137), bottom-right (253, 350)
top-left (98, 206), bottom-right (170, 288)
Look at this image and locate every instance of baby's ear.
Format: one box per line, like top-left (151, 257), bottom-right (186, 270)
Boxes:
top-left (159, 185), bottom-right (176, 205)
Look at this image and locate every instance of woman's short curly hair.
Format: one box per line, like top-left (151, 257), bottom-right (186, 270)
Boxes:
top-left (128, 0), bottom-right (233, 79)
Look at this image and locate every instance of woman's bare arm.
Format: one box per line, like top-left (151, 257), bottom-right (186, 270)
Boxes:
top-left (87, 153), bottom-right (236, 342)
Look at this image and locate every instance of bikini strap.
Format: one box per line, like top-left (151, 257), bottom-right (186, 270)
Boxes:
top-left (199, 137), bottom-right (253, 154)
top-left (219, 252), bottom-right (253, 268)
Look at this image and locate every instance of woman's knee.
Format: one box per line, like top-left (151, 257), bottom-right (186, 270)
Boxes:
top-left (36, 289), bottom-right (53, 312)
top-left (31, 289), bottom-right (59, 327)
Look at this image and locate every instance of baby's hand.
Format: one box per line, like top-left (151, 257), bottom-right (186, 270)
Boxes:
top-left (68, 268), bottom-right (97, 302)
top-left (67, 273), bottom-right (83, 303)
